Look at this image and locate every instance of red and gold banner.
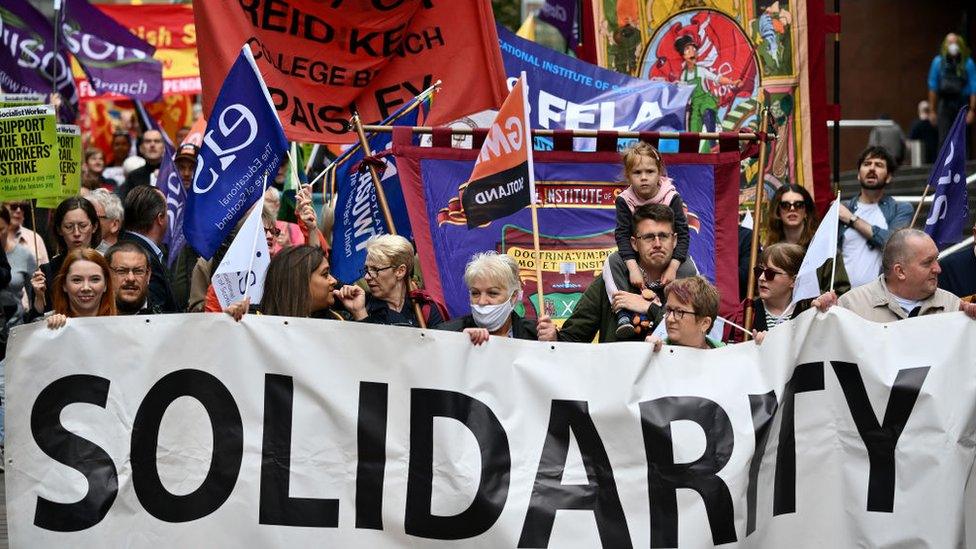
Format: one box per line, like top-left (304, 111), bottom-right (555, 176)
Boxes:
top-left (72, 5), bottom-right (199, 100)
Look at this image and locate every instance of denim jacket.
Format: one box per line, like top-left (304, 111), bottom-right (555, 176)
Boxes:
top-left (838, 194), bottom-right (913, 250)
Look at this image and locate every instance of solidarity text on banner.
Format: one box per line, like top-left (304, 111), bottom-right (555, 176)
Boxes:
top-left (193, 0), bottom-right (507, 143)
top-left (6, 309), bottom-right (976, 547)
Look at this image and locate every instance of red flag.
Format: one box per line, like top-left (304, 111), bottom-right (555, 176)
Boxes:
top-left (193, 0), bottom-right (507, 144)
top-left (460, 75), bottom-right (534, 227)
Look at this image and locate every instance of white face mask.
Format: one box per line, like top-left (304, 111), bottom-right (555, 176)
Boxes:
top-left (471, 297), bottom-right (515, 331)
top-left (948, 43), bottom-right (960, 56)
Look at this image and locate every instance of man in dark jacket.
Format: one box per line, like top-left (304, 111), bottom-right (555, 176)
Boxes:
top-left (558, 204), bottom-right (682, 343)
top-left (120, 186), bottom-right (178, 313)
top-left (121, 129), bottom-right (165, 200)
top-left (106, 242), bottom-right (166, 315)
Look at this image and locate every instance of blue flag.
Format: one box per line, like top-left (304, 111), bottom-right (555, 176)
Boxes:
top-left (328, 99), bottom-right (426, 284)
top-left (924, 107), bottom-right (969, 248)
top-left (186, 45), bottom-right (287, 260)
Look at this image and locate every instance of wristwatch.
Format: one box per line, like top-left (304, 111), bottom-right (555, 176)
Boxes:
top-left (848, 213), bottom-right (859, 226)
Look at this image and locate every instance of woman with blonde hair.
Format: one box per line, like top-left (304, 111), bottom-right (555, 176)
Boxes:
top-left (359, 235), bottom-right (445, 328)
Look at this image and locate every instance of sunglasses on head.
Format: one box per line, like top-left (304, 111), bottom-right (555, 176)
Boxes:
top-left (778, 200), bottom-right (806, 212)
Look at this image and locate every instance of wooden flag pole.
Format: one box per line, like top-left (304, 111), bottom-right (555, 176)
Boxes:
top-left (743, 91), bottom-right (771, 333)
top-left (530, 201), bottom-right (545, 318)
top-left (28, 200), bottom-right (40, 263)
top-left (350, 113), bottom-right (427, 329)
top-left (910, 185), bottom-right (930, 228)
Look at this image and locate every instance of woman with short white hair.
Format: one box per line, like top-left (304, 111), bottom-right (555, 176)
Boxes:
top-left (358, 234), bottom-right (445, 328)
top-left (439, 251), bottom-right (557, 344)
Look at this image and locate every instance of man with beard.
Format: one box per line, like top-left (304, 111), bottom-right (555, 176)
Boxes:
top-left (557, 204), bottom-right (686, 342)
top-left (106, 242), bottom-right (161, 315)
top-left (838, 146), bottom-right (912, 289)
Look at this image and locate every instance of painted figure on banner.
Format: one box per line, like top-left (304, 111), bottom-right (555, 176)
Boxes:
top-left (594, 1), bottom-right (813, 208)
top-left (750, 0), bottom-right (793, 76)
top-left (644, 11), bottom-right (757, 141)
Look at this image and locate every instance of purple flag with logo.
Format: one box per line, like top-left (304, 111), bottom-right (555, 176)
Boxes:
top-left (537, 0), bottom-right (577, 47)
top-left (61, 0), bottom-right (163, 102)
top-left (186, 45), bottom-right (288, 260)
top-left (0, 2), bottom-right (79, 121)
top-left (135, 102), bottom-right (186, 266)
top-left (924, 107), bottom-right (969, 248)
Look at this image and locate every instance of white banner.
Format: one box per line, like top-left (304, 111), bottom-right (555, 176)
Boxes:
top-left (5, 309), bottom-right (976, 547)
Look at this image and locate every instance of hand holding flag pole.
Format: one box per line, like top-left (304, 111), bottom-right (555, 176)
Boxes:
top-left (350, 112), bottom-right (428, 329)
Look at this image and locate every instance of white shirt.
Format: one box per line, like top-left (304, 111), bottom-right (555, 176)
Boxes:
top-left (842, 202), bottom-right (886, 288)
top-left (891, 294), bottom-right (923, 316)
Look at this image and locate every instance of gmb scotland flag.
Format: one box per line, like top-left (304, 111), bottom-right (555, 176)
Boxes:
top-left (185, 44), bottom-right (288, 260)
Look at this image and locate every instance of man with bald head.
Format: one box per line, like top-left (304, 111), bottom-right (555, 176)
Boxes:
top-left (815, 228), bottom-right (976, 322)
top-left (121, 129), bottom-right (166, 200)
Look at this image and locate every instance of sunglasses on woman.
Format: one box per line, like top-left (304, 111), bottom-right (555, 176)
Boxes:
top-left (753, 265), bottom-right (787, 281)
top-left (778, 200), bottom-right (806, 212)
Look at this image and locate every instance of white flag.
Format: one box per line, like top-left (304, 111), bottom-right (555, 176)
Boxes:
top-left (212, 202), bottom-right (270, 309)
top-left (792, 197), bottom-right (840, 306)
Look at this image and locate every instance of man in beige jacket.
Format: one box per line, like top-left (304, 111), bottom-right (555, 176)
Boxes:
top-left (813, 228), bottom-right (976, 322)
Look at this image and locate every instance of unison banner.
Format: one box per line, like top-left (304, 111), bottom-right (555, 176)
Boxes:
top-left (393, 133), bottom-right (741, 320)
top-left (6, 309), bottom-right (976, 547)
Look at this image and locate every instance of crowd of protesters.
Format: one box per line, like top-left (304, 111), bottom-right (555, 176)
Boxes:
top-left (0, 31), bottom-right (974, 467)
top-left (0, 136), bottom-right (969, 352)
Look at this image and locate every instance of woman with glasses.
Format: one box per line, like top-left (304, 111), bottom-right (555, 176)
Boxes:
top-left (43, 248), bottom-right (116, 329)
top-left (730, 243), bottom-right (811, 344)
top-left (646, 276), bottom-right (724, 350)
top-left (439, 252), bottom-right (557, 345)
top-left (353, 235), bottom-right (445, 328)
top-left (28, 197), bottom-right (101, 320)
top-left (765, 184), bottom-right (850, 296)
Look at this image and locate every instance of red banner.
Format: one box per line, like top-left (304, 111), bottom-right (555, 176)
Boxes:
top-left (193, 0), bottom-right (507, 144)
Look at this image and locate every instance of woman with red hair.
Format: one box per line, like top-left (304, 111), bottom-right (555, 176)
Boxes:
top-left (46, 248), bottom-right (116, 329)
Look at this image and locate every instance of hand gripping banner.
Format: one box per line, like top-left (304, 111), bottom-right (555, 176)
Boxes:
top-left (6, 309), bottom-right (976, 546)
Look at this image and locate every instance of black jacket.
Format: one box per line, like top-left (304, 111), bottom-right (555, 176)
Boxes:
top-left (119, 231), bottom-right (179, 313)
top-left (438, 312), bottom-right (538, 340)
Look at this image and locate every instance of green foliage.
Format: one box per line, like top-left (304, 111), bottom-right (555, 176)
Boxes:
top-left (492, 0), bottom-right (522, 33)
